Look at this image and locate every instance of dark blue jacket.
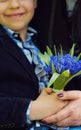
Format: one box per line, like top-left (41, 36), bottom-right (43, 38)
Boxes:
top-left (0, 25), bottom-right (39, 130)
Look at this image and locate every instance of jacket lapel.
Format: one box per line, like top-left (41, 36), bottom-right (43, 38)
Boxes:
top-left (0, 25), bottom-right (38, 90)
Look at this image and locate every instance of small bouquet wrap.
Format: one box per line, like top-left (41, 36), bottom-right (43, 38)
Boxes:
top-left (39, 44), bottom-right (81, 92)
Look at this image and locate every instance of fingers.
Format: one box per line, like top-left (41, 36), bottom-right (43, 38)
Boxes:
top-left (57, 90), bottom-right (81, 100)
top-left (55, 116), bottom-right (72, 127)
top-left (42, 106), bottom-right (71, 124)
top-left (45, 115), bottom-right (81, 127)
top-left (55, 116), bottom-right (81, 127)
top-left (46, 88), bottom-right (53, 94)
top-left (42, 105), bottom-right (81, 126)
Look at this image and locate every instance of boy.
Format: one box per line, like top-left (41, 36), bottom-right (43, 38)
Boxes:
top-left (0, 0), bottom-right (67, 129)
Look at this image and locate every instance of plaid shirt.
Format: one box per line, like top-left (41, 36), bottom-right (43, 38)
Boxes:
top-left (4, 26), bottom-right (49, 92)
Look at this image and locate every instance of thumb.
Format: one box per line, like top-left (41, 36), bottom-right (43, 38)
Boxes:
top-left (46, 88), bottom-right (53, 94)
top-left (57, 90), bottom-right (81, 100)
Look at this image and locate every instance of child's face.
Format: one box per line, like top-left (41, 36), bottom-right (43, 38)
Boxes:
top-left (0, 0), bottom-right (37, 32)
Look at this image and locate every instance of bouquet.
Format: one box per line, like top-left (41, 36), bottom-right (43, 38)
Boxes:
top-left (39, 44), bottom-right (81, 92)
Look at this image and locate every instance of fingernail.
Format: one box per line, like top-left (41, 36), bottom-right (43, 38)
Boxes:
top-left (57, 93), bottom-right (63, 98)
top-left (41, 120), bottom-right (47, 124)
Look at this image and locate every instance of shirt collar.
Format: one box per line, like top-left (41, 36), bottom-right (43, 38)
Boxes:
top-left (3, 26), bottom-right (37, 42)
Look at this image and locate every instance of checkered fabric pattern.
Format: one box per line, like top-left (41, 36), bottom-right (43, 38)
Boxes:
top-left (4, 26), bottom-right (49, 92)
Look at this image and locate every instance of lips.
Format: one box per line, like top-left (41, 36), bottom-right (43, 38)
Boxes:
top-left (5, 12), bottom-right (25, 18)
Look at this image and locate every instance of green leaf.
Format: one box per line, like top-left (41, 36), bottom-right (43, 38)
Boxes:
top-left (54, 45), bottom-right (57, 55)
top-left (69, 44), bottom-right (76, 57)
top-left (62, 70), bottom-right (70, 77)
top-left (47, 72), bottom-right (60, 87)
top-left (52, 63), bottom-right (56, 74)
top-left (53, 70), bottom-right (81, 92)
top-left (46, 46), bottom-right (53, 56)
top-left (77, 53), bottom-right (81, 61)
top-left (39, 52), bottom-right (50, 65)
top-left (60, 44), bottom-right (63, 55)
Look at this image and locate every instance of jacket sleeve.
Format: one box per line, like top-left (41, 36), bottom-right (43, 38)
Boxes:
top-left (0, 96), bottom-right (31, 128)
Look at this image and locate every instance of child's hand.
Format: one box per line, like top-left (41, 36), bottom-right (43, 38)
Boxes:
top-left (42, 91), bottom-right (81, 126)
top-left (30, 88), bottom-right (68, 121)
top-left (46, 88), bottom-right (53, 94)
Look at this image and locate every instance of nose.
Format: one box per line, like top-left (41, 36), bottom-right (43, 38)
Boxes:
top-left (8, 0), bottom-right (20, 9)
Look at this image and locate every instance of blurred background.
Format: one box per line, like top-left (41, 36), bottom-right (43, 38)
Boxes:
top-left (30, 0), bottom-right (81, 54)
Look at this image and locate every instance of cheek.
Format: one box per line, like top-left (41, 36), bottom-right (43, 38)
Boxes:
top-left (0, 6), bottom-right (8, 25)
top-left (0, 8), bottom-right (5, 19)
top-left (23, 4), bottom-right (36, 18)
top-left (0, 9), bottom-right (4, 15)
top-left (22, 1), bottom-right (36, 11)
top-left (0, 9), bottom-right (4, 21)
top-left (0, 3), bottom-right (7, 13)
top-left (27, 9), bottom-right (35, 22)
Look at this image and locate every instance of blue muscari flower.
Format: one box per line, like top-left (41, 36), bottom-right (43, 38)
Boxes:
top-left (44, 54), bottom-right (81, 75)
top-left (75, 60), bottom-right (81, 73)
top-left (43, 65), bottom-right (52, 74)
top-left (50, 56), bottom-right (62, 73)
